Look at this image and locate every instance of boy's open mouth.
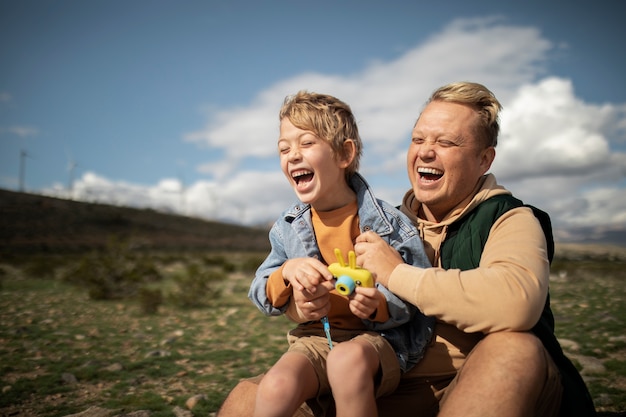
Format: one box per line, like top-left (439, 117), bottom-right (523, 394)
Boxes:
top-left (292, 170), bottom-right (314, 185)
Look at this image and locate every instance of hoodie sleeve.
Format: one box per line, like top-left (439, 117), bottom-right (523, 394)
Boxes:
top-left (387, 207), bottom-right (549, 333)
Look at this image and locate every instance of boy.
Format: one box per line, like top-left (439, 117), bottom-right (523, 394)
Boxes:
top-left (248, 91), bottom-right (433, 417)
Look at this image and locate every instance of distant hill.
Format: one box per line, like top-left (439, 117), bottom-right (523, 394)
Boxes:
top-left (2, 188), bottom-right (625, 261)
top-left (0, 189), bottom-right (271, 255)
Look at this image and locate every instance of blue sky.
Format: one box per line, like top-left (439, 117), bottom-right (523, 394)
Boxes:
top-left (1, 0), bottom-right (625, 243)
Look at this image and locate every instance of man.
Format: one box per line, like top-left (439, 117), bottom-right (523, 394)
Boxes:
top-left (218, 82), bottom-right (595, 417)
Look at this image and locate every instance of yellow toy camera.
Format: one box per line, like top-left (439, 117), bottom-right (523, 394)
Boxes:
top-left (328, 248), bottom-right (374, 296)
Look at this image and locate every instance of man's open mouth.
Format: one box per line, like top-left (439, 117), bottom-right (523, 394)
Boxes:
top-left (418, 167), bottom-right (443, 181)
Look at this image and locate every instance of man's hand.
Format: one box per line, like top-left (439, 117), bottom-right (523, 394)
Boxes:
top-left (354, 230), bottom-right (404, 287)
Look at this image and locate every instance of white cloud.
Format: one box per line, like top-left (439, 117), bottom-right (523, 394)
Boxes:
top-left (489, 77), bottom-right (626, 235)
top-left (183, 17), bottom-right (554, 175)
top-left (42, 17), bottom-right (626, 242)
top-left (0, 125), bottom-right (39, 137)
top-left (493, 77), bottom-right (616, 179)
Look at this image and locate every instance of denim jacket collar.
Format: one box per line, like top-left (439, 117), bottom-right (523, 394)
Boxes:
top-left (282, 173), bottom-right (394, 237)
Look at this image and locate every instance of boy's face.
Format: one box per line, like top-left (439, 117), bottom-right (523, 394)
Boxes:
top-left (278, 118), bottom-right (353, 211)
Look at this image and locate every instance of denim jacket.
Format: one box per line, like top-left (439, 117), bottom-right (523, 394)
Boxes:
top-left (248, 173), bottom-right (434, 372)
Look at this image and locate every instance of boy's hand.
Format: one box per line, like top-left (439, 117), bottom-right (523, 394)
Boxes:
top-left (282, 257), bottom-right (334, 293)
top-left (287, 279), bottom-right (335, 322)
top-left (348, 286), bottom-right (382, 319)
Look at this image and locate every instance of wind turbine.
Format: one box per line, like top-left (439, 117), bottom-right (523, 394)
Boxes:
top-left (66, 151), bottom-right (79, 199)
top-left (19, 149), bottom-right (31, 192)
top-left (177, 171), bottom-right (187, 215)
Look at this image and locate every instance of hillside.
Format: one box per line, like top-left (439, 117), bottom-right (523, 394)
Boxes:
top-left (0, 189), bottom-right (271, 254)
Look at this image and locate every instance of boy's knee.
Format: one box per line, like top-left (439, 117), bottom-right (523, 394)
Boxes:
top-left (327, 342), bottom-right (366, 372)
top-left (258, 372), bottom-right (296, 401)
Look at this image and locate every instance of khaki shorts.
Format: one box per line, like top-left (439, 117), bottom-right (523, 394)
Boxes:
top-left (287, 326), bottom-right (401, 397)
top-left (244, 332), bottom-right (562, 417)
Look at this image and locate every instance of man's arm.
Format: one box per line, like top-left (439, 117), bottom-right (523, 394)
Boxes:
top-left (359, 207), bottom-right (550, 333)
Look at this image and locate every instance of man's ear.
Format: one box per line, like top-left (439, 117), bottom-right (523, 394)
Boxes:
top-left (480, 146), bottom-right (496, 174)
top-left (339, 139), bottom-right (357, 168)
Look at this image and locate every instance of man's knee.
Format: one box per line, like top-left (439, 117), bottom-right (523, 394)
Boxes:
top-left (467, 332), bottom-right (548, 380)
top-left (216, 379), bottom-right (260, 417)
top-left (480, 332), bottom-right (544, 359)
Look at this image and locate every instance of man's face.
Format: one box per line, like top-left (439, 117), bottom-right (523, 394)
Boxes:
top-left (407, 100), bottom-right (495, 221)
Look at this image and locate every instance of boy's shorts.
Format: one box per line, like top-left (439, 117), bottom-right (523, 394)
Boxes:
top-left (287, 326), bottom-right (401, 415)
top-left (287, 326), bottom-right (401, 397)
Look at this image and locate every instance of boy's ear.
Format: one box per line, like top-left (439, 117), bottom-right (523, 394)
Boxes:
top-left (339, 139), bottom-right (357, 168)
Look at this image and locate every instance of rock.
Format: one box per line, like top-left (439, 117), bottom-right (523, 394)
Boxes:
top-left (62, 406), bottom-right (116, 417)
top-left (116, 411), bottom-right (151, 417)
top-left (61, 372), bottom-right (78, 385)
top-left (558, 338), bottom-right (580, 351)
top-left (144, 349), bottom-right (171, 358)
top-left (172, 406), bottom-right (192, 417)
top-left (573, 354), bottom-right (606, 375)
top-left (185, 394), bottom-right (207, 409)
top-left (101, 363), bottom-right (124, 372)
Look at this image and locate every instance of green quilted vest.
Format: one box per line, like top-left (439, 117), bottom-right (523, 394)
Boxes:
top-left (439, 194), bottom-right (595, 417)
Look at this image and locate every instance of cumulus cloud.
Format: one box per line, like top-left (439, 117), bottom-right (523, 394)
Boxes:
top-left (0, 125), bottom-right (39, 138)
top-left (42, 17), bottom-right (626, 242)
top-left (183, 17), bottom-right (553, 173)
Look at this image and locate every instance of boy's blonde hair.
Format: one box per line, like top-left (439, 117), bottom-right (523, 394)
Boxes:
top-left (279, 90), bottom-right (362, 177)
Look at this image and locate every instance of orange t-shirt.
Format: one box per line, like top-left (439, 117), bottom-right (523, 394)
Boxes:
top-left (266, 201), bottom-right (389, 329)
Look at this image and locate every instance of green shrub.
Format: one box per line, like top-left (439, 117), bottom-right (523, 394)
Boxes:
top-left (138, 287), bottom-right (164, 314)
top-left (168, 263), bottom-right (226, 308)
top-left (240, 255), bottom-right (265, 273)
top-left (62, 237), bottom-right (161, 300)
top-left (203, 254), bottom-right (236, 272)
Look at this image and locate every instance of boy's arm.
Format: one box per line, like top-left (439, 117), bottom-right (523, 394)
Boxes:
top-left (266, 264), bottom-right (292, 308)
top-left (248, 224), bottom-right (290, 316)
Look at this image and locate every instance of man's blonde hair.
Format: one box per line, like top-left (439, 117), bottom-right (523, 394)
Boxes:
top-left (279, 91), bottom-right (362, 176)
top-left (427, 81), bottom-right (502, 148)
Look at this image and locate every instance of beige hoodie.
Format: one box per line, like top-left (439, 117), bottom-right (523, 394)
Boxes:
top-left (391, 174), bottom-right (551, 377)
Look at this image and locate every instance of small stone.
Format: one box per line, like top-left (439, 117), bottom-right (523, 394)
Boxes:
top-left (185, 394), bottom-right (207, 410)
top-left (62, 406), bottom-right (115, 417)
top-left (61, 372), bottom-right (78, 385)
top-left (102, 363), bottom-right (123, 372)
top-left (144, 349), bottom-right (170, 358)
top-left (172, 406), bottom-right (192, 417)
top-left (558, 338), bottom-right (580, 351)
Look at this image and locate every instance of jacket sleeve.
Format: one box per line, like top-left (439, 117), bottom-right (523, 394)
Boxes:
top-left (388, 207), bottom-right (550, 333)
top-left (248, 223), bottom-right (290, 316)
top-left (364, 216), bottom-right (432, 330)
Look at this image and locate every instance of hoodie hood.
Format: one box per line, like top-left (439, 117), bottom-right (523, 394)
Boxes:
top-left (400, 174), bottom-right (510, 265)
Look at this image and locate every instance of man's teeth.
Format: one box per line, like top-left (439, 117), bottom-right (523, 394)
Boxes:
top-left (418, 167), bottom-right (443, 176)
